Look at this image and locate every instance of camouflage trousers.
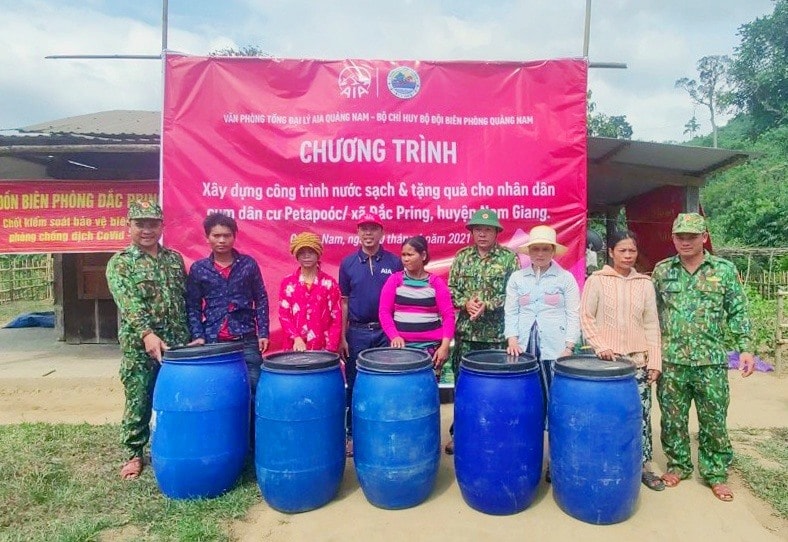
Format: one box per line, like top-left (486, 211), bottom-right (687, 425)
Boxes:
top-left (451, 337), bottom-right (507, 380)
top-left (119, 348), bottom-right (160, 460)
top-left (656, 363), bottom-right (731, 484)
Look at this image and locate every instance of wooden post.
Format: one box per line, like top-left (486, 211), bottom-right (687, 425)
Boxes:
top-left (777, 289), bottom-right (787, 375)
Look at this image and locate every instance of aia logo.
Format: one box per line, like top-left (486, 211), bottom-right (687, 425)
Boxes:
top-left (338, 64), bottom-right (372, 99)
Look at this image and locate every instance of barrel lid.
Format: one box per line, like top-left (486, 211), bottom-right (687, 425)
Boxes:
top-left (263, 350), bottom-right (339, 371)
top-left (163, 342), bottom-right (243, 360)
top-left (554, 355), bottom-right (636, 378)
top-left (461, 349), bottom-right (537, 373)
top-left (357, 347), bottom-right (432, 372)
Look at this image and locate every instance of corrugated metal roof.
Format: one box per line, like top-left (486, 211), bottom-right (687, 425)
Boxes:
top-left (20, 110), bottom-right (160, 138)
top-left (587, 137), bottom-right (749, 208)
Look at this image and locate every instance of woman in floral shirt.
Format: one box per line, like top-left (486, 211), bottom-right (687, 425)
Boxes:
top-left (278, 232), bottom-right (342, 352)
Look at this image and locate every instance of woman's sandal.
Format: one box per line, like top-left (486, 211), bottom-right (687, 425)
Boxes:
top-left (711, 483), bottom-right (734, 502)
top-left (642, 471), bottom-right (666, 491)
top-left (120, 457), bottom-right (143, 480)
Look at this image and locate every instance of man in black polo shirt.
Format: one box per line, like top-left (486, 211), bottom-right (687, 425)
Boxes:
top-left (339, 213), bottom-right (403, 457)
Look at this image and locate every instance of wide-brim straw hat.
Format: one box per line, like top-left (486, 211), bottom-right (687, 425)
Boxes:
top-left (517, 225), bottom-right (567, 256)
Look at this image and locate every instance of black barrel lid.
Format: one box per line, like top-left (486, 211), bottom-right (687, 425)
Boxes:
top-left (263, 350), bottom-right (340, 371)
top-left (554, 354), bottom-right (636, 378)
top-left (357, 347), bottom-right (432, 372)
top-left (163, 342), bottom-right (243, 361)
top-left (461, 349), bottom-right (538, 373)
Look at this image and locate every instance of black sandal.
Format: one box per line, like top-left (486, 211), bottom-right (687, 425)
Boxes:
top-left (642, 471), bottom-right (665, 491)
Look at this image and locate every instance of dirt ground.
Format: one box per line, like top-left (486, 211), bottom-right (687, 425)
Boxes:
top-left (1, 327), bottom-right (786, 541)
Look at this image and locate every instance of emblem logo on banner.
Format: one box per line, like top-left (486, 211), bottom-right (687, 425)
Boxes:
top-left (387, 66), bottom-right (420, 99)
top-left (338, 64), bottom-right (373, 99)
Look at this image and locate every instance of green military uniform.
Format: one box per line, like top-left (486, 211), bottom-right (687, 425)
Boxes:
top-left (449, 210), bottom-right (519, 376)
top-left (652, 214), bottom-right (752, 484)
top-left (106, 201), bottom-right (190, 460)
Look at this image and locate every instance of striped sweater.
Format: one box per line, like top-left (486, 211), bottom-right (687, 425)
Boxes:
top-left (379, 271), bottom-right (456, 344)
top-left (580, 265), bottom-right (662, 371)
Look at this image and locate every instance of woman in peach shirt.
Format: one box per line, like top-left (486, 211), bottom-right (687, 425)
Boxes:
top-left (580, 230), bottom-right (664, 491)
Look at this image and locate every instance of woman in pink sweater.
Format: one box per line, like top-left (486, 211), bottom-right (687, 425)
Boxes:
top-left (580, 230), bottom-right (664, 491)
top-left (379, 236), bottom-right (456, 376)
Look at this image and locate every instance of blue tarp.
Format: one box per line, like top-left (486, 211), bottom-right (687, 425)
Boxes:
top-left (3, 311), bottom-right (55, 328)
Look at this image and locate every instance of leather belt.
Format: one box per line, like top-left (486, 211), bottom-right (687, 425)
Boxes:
top-left (349, 321), bottom-right (381, 330)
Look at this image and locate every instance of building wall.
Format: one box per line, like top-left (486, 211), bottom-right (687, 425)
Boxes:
top-left (59, 253), bottom-right (118, 344)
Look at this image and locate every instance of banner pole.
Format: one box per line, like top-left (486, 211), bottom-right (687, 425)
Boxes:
top-left (583, 0), bottom-right (592, 57)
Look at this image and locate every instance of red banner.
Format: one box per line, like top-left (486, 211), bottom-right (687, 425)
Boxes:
top-left (162, 55), bottom-right (588, 340)
top-left (0, 180), bottom-right (157, 253)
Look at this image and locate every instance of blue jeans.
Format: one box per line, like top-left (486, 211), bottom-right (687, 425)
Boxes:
top-left (243, 337), bottom-right (264, 452)
top-left (240, 337), bottom-right (263, 397)
top-left (345, 326), bottom-right (388, 435)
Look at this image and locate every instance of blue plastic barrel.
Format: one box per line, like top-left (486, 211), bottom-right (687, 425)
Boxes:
top-left (549, 356), bottom-right (642, 524)
top-left (255, 351), bottom-right (345, 513)
top-left (152, 343), bottom-right (249, 499)
top-left (454, 350), bottom-right (543, 515)
top-left (353, 347), bottom-right (440, 509)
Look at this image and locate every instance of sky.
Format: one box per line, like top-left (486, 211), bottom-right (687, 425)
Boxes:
top-left (0, 0), bottom-right (776, 143)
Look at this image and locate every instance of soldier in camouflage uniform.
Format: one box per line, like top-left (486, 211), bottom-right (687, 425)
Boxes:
top-left (106, 200), bottom-right (191, 480)
top-left (444, 209), bottom-right (520, 454)
top-left (652, 213), bottom-right (755, 501)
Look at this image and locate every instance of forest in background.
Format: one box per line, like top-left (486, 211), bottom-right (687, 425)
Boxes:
top-left (589, 0), bottom-right (787, 264)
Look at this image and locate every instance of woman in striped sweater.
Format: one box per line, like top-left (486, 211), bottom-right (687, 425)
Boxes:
top-left (379, 236), bottom-right (456, 375)
top-left (580, 230), bottom-right (664, 491)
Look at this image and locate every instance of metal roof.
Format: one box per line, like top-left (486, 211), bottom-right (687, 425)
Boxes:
top-left (587, 137), bottom-right (749, 209)
top-left (20, 110), bottom-right (160, 139)
top-left (7, 111), bottom-right (752, 208)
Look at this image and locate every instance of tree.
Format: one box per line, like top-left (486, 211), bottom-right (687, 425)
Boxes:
top-left (683, 115), bottom-right (701, 137)
top-left (210, 45), bottom-right (271, 57)
top-left (587, 91), bottom-right (633, 139)
top-left (728, 0), bottom-right (788, 134)
top-left (675, 55), bottom-right (732, 148)
top-left (701, 125), bottom-right (788, 247)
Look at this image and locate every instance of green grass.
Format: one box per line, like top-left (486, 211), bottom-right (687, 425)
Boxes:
top-left (730, 427), bottom-right (788, 519)
top-left (0, 423), bottom-right (260, 542)
top-left (0, 299), bottom-right (54, 327)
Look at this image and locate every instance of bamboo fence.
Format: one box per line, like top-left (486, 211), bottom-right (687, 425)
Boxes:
top-left (0, 255), bottom-right (54, 304)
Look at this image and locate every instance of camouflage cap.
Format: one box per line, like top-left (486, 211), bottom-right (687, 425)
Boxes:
top-left (128, 200), bottom-right (163, 220)
top-left (672, 212), bottom-right (706, 234)
top-left (466, 209), bottom-right (503, 232)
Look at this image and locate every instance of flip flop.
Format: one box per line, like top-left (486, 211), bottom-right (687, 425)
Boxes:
top-left (642, 471), bottom-right (666, 491)
top-left (444, 439), bottom-right (454, 455)
top-left (661, 471), bottom-right (683, 487)
top-left (120, 457), bottom-right (143, 480)
top-left (711, 483), bottom-right (734, 502)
